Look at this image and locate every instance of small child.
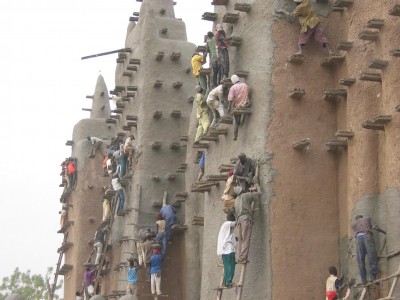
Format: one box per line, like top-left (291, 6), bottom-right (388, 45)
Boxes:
top-left (326, 266), bottom-right (342, 300)
top-left (126, 259), bottom-right (138, 295)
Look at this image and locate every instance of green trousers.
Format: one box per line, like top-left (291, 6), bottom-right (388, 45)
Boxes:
top-left (196, 75), bottom-right (207, 94)
top-left (222, 252), bottom-right (235, 286)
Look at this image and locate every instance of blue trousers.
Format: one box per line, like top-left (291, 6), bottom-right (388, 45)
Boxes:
top-left (356, 233), bottom-right (378, 283)
top-left (117, 189), bottom-right (125, 212)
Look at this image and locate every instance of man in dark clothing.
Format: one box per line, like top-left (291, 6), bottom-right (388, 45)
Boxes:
top-left (234, 185), bottom-right (261, 263)
top-left (93, 227), bottom-right (106, 265)
top-left (233, 153), bottom-right (255, 192)
top-left (351, 215), bottom-right (379, 284)
top-left (143, 232), bottom-right (156, 281)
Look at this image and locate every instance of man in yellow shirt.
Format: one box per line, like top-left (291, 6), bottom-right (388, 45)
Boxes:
top-left (278, 0), bottom-right (332, 55)
top-left (191, 49), bottom-right (207, 94)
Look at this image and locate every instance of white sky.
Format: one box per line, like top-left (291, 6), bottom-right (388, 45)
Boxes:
top-left (0, 0), bottom-right (212, 283)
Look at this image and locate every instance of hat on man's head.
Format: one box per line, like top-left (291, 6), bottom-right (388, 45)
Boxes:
top-left (231, 74), bottom-right (240, 84)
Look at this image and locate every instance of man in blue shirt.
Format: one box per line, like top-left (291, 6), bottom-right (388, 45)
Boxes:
top-left (126, 259), bottom-right (138, 295)
top-left (197, 151), bottom-right (205, 181)
top-left (160, 204), bottom-right (177, 241)
top-left (150, 246), bottom-right (163, 296)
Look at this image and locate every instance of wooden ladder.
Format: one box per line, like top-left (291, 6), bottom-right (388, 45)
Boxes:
top-left (358, 264), bottom-right (400, 300)
top-left (49, 233), bottom-right (69, 300)
top-left (216, 262), bottom-right (247, 300)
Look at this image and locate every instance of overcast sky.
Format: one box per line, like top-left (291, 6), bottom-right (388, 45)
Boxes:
top-left (0, 0), bottom-right (212, 285)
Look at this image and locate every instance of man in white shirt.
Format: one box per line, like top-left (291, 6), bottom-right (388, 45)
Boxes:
top-left (124, 135), bottom-right (136, 168)
top-left (217, 214), bottom-right (236, 287)
top-left (207, 84), bottom-right (225, 128)
top-left (87, 136), bottom-right (104, 158)
top-left (112, 174), bottom-right (125, 214)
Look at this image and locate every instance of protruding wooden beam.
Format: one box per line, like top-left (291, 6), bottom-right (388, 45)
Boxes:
top-left (292, 138), bottom-right (311, 150)
top-left (389, 4), bottom-right (400, 16)
top-left (336, 130), bottom-right (354, 138)
top-left (359, 72), bottom-right (381, 82)
top-left (156, 52), bottom-right (164, 61)
top-left (368, 59), bottom-right (389, 69)
top-left (171, 110), bottom-right (182, 118)
top-left (206, 174), bottom-right (228, 181)
top-left (373, 115), bottom-right (392, 124)
top-left (170, 142), bottom-right (181, 150)
top-left (167, 174), bottom-right (176, 181)
top-left (111, 109), bottom-right (123, 114)
top-left (106, 119), bottom-right (117, 124)
top-left (234, 3), bottom-right (251, 12)
top-left (151, 141), bottom-right (162, 150)
top-left (129, 58), bottom-right (141, 65)
top-left (218, 164), bottom-right (235, 173)
top-left (126, 115), bottom-right (138, 121)
top-left (127, 65), bottom-right (138, 71)
top-left (367, 18), bottom-right (384, 29)
top-left (116, 58), bottom-right (125, 63)
top-left (129, 16), bottom-right (139, 22)
top-left (339, 78), bottom-right (356, 86)
top-left (390, 49), bottom-right (400, 57)
top-left (170, 52), bottom-right (181, 61)
top-left (115, 85), bottom-right (126, 92)
top-left (358, 30), bottom-right (379, 41)
top-left (211, 0), bottom-right (228, 5)
top-left (180, 135), bottom-right (189, 142)
top-left (219, 116), bottom-right (233, 124)
top-left (202, 12), bottom-right (218, 21)
top-left (333, 0), bottom-right (353, 7)
top-left (118, 53), bottom-right (127, 59)
top-left (289, 53), bottom-right (304, 64)
top-left (337, 41), bottom-right (353, 51)
top-left (159, 8), bottom-right (166, 16)
top-left (326, 140), bottom-right (347, 151)
top-left (160, 28), bottom-right (168, 34)
top-left (127, 86), bottom-right (138, 92)
top-left (196, 45), bottom-right (207, 53)
top-left (323, 88), bottom-right (347, 101)
top-left (320, 54), bottom-right (346, 67)
top-left (126, 121), bottom-right (137, 128)
top-left (82, 108), bottom-right (92, 112)
top-left (187, 96), bottom-right (194, 103)
top-left (289, 88), bottom-right (305, 99)
top-left (153, 111), bottom-right (163, 119)
top-left (86, 95), bottom-right (94, 99)
top-left (235, 70), bottom-right (249, 78)
top-left (132, 12), bottom-right (139, 17)
top-left (152, 176), bottom-right (160, 182)
top-left (58, 264), bottom-right (73, 276)
top-left (192, 142), bottom-right (209, 149)
top-left (65, 140), bottom-right (74, 146)
top-left (200, 135), bottom-right (219, 142)
top-left (123, 71), bottom-right (133, 77)
top-left (154, 80), bottom-right (163, 88)
top-left (331, 6), bottom-right (345, 12)
top-left (227, 36), bottom-right (242, 47)
top-left (362, 121), bottom-right (384, 131)
top-left (222, 13), bottom-right (239, 23)
top-left (209, 127), bottom-right (228, 136)
top-left (232, 108), bottom-right (252, 115)
top-left (172, 81), bottom-right (183, 89)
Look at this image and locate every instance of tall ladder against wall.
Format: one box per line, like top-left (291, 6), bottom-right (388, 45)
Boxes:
top-left (49, 232), bottom-right (69, 300)
top-left (215, 161), bottom-right (260, 300)
top-left (358, 264), bottom-right (400, 300)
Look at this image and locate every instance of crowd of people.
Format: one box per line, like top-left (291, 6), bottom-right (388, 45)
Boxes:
top-left (191, 23), bottom-right (251, 143)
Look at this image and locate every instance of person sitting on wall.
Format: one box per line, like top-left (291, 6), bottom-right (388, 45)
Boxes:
top-left (111, 174), bottom-right (125, 215)
top-left (160, 204), bottom-right (178, 242)
top-left (351, 215), bottom-right (383, 284)
top-left (233, 184), bottom-right (261, 264)
top-left (276, 0), bottom-right (332, 56)
top-left (191, 49), bottom-right (207, 94)
top-left (233, 153), bottom-right (255, 192)
top-left (193, 86), bottom-right (211, 144)
top-left (217, 214), bottom-right (236, 288)
top-left (228, 74), bottom-right (250, 141)
top-left (87, 136), bottom-right (105, 158)
top-left (206, 83), bottom-right (225, 128)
